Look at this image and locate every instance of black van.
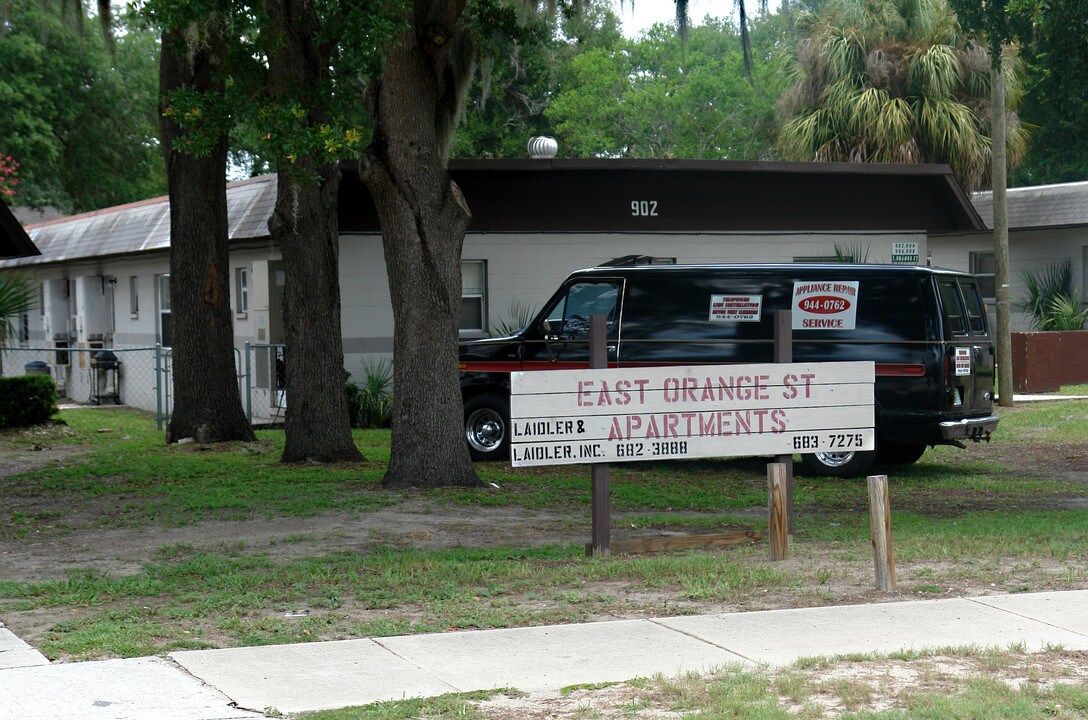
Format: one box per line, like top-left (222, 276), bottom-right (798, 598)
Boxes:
top-left (458, 263), bottom-right (998, 477)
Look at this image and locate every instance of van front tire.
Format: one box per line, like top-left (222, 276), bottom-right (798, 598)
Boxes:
top-left (801, 449), bottom-right (876, 478)
top-left (464, 394), bottom-right (510, 461)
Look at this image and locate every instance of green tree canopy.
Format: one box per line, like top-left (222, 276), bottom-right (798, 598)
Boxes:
top-left (545, 15), bottom-right (790, 159)
top-left (0, 4), bottom-right (164, 212)
top-left (1011, 0), bottom-right (1088, 185)
top-left (450, 0), bottom-right (624, 158)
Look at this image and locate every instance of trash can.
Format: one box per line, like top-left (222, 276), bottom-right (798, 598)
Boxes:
top-left (24, 361), bottom-right (51, 376)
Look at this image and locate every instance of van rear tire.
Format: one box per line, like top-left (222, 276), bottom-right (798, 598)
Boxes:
top-left (464, 394), bottom-right (510, 461)
top-left (801, 449), bottom-right (876, 478)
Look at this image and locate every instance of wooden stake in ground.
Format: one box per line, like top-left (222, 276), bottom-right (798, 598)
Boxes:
top-left (768, 462), bottom-right (789, 561)
top-left (867, 474), bottom-right (896, 591)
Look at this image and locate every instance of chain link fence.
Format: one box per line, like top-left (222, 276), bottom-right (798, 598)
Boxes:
top-left (0, 345), bottom-right (168, 425)
top-left (243, 343), bottom-right (287, 427)
top-left (0, 344), bottom-right (281, 431)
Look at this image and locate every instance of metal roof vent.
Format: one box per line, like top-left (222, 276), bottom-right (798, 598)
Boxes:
top-left (527, 136), bottom-right (558, 159)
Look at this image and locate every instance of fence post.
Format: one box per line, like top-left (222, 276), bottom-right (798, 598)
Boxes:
top-left (244, 341), bottom-right (252, 426)
top-left (867, 474), bottom-right (896, 591)
top-left (154, 343), bottom-right (163, 431)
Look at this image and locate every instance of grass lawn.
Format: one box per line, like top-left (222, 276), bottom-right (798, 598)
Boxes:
top-left (0, 392), bottom-right (1086, 665)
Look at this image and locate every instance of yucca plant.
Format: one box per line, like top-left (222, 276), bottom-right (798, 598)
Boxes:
top-left (490, 301), bottom-right (538, 337)
top-left (1020, 260), bottom-right (1084, 331)
top-left (0, 272), bottom-right (36, 351)
top-left (1044, 291), bottom-right (1088, 331)
top-left (345, 358), bottom-right (393, 429)
top-left (833, 240), bottom-right (871, 263)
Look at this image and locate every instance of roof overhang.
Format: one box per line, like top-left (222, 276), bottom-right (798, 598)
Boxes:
top-left (338, 159), bottom-right (986, 235)
top-left (0, 202), bottom-right (41, 259)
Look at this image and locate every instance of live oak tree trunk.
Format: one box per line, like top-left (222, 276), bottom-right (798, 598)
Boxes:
top-left (360, 1), bottom-right (482, 488)
top-left (265, 0), bottom-right (363, 463)
top-left (160, 27), bottom-right (255, 445)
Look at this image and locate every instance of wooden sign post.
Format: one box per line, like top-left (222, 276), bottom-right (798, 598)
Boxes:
top-left (868, 474), bottom-right (896, 591)
top-left (589, 315), bottom-right (611, 558)
top-left (773, 309), bottom-right (795, 547)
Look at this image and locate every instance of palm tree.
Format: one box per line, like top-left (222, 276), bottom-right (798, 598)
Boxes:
top-left (0, 273), bottom-right (35, 351)
top-left (776, 0), bottom-right (1029, 192)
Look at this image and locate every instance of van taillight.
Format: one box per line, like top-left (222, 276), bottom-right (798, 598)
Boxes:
top-left (875, 363), bottom-right (925, 377)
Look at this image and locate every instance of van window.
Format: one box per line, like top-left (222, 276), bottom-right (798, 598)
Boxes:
top-left (545, 281), bottom-right (619, 337)
top-left (938, 279), bottom-right (967, 336)
top-left (960, 281), bottom-right (988, 334)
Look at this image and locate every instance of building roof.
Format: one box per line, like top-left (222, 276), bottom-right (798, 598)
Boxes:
top-left (341, 159), bottom-right (984, 234)
top-left (0, 201), bottom-right (41, 259)
top-left (971, 181), bottom-right (1088, 230)
top-left (0, 174), bottom-right (277, 268)
top-left (3, 160), bottom-right (986, 269)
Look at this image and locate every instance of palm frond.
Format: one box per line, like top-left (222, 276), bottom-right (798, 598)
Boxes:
top-left (850, 86), bottom-right (890, 136)
top-left (907, 43), bottom-right (961, 99)
top-left (820, 32), bottom-right (865, 84)
top-left (0, 273), bottom-right (36, 351)
top-left (822, 78), bottom-right (860, 133)
top-left (873, 96), bottom-right (914, 159)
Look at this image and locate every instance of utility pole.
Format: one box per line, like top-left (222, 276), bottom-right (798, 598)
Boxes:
top-left (992, 49), bottom-right (1013, 406)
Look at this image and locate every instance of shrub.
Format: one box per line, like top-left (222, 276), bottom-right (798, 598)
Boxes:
top-left (345, 358), bottom-right (393, 429)
top-left (0, 375), bottom-right (58, 428)
top-left (1044, 290), bottom-right (1088, 331)
top-left (1021, 260), bottom-right (1088, 331)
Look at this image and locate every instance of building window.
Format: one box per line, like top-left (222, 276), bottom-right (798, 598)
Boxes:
top-left (18, 313), bottom-right (29, 344)
top-left (1082, 245), bottom-right (1087, 294)
top-left (158, 274), bottom-right (172, 347)
top-left (129, 276), bottom-right (139, 317)
top-left (460, 260), bottom-right (487, 334)
top-left (970, 251), bottom-right (996, 300)
top-left (235, 267), bottom-right (249, 316)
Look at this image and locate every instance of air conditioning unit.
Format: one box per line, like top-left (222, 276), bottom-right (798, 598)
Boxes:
top-left (54, 340), bottom-right (71, 367)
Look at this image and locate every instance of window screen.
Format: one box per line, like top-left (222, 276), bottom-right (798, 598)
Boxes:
top-left (460, 260), bottom-right (486, 333)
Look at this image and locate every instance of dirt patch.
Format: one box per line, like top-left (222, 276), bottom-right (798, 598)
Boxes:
top-left (0, 501), bottom-right (589, 584)
top-left (470, 649), bottom-right (1088, 719)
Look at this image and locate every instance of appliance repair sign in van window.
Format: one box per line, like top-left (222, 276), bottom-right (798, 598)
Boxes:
top-left (792, 281), bottom-right (860, 330)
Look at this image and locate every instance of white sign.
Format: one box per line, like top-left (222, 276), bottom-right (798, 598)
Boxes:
top-left (792, 281), bottom-right (860, 330)
top-left (709, 294), bottom-right (762, 322)
top-left (955, 347), bottom-right (972, 376)
top-left (510, 362), bottom-right (875, 467)
top-left (892, 241), bottom-right (920, 264)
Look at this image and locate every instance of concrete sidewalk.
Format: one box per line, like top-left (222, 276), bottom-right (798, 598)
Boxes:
top-left (4, 590), bottom-right (1088, 719)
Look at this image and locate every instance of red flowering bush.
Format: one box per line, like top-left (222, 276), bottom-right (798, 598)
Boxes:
top-left (0, 155), bottom-right (20, 197)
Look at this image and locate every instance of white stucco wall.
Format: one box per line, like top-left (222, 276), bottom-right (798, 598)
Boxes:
top-left (929, 227), bottom-right (1088, 332)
